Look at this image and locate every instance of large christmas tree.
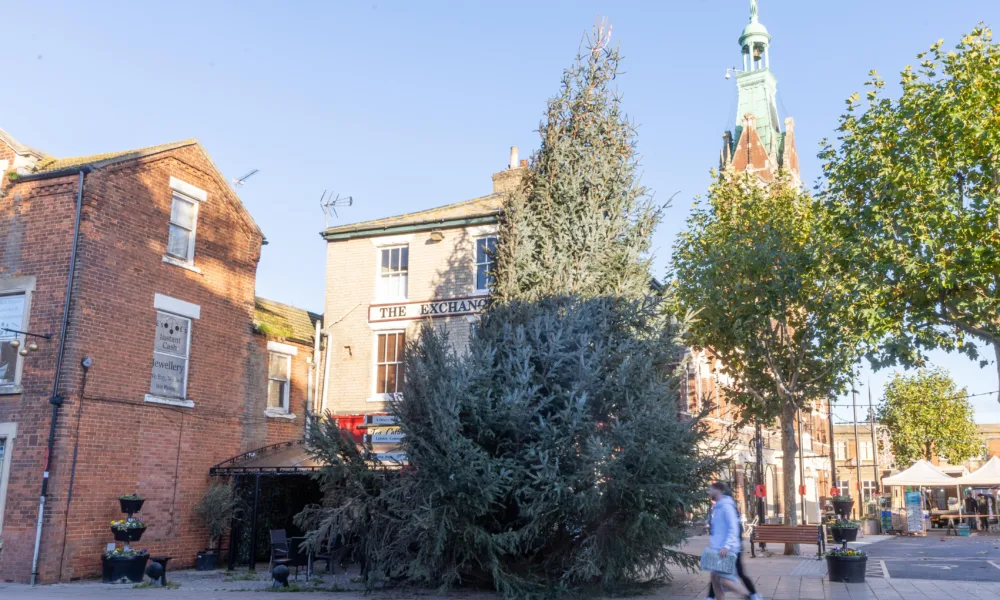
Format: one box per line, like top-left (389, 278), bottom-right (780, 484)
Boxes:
top-left (299, 21), bottom-right (717, 599)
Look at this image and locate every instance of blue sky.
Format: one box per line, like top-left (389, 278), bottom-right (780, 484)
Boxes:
top-left (3, 1), bottom-right (997, 418)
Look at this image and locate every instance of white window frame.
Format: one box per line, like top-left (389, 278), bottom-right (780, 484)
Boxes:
top-left (376, 245), bottom-right (409, 301)
top-left (265, 340), bottom-right (297, 417)
top-left (0, 422), bottom-right (16, 533)
top-left (473, 235), bottom-right (497, 294)
top-left (162, 177), bottom-right (206, 273)
top-left (862, 480), bottom-right (876, 502)
top-left (370, 330), bottom-right (405, 402)
top-left (0, 276), bottom-right (35, 395)
top-left (834, 440), bottom-right (848, 461)
top-left (860, 440), bottom-right (873, 461)
top-left (836, 480), bottom-right (850, 498)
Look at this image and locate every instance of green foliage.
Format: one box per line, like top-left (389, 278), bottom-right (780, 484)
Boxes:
top-left (298, 21), bottom-right (716, 599)
top-left (671, 171), bottom-right (873, 529)
top-left (877, 367), bottom-right (982, 465)
top-left (195, 482), bottom-right (239, 547)
top-left (301, 298), bottom-right (718, 598)
top-left (492, 21), bottom-right (659, 303)
top-left (819, 27), bottom-right (1000, 383)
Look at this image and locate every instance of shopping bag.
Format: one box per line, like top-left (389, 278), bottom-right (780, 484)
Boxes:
top-left (700, 548), bottom-right (736, 574)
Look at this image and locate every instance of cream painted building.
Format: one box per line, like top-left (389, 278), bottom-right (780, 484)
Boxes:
top-left (319, 151), bottom-right (526, 418)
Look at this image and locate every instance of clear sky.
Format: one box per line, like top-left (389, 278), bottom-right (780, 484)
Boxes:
top-left (2, 1), bottom-right (997, 419)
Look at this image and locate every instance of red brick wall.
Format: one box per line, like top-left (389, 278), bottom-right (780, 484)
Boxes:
top-left (0, 142), bottom-right (282, 582)
top-left (249, 334), bottom-right (314, 450)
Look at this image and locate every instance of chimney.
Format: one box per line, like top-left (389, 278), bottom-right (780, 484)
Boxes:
top-left (492, 145), bottom-right (528, 194)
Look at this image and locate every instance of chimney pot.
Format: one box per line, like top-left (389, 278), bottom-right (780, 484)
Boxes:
top-left (519, 159), bottom-right (528, 167)
top-left (509, 146), bottom-right (519, 170)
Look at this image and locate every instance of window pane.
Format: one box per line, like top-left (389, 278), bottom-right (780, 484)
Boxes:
top-left (385, 333), bottom-right (397, 363)
top-left (377, 334), bottom-right (386, 363)
top-left (0, 294), bottom-right (25, 335)
top-left (268, 380), bottom-right (286, 408)
top-left (170, 195), bottom-right (196, 228)
top-left (476, 238), bottom-right (489, 263)
top-left (386, 364), bottom-right (397, 394)
top-left (399, 273), bottom-right (407, 298)
top-left (396, 332), bottom-right (405, 360)
top-left (155, 312), bottom-right (189, 357)
top-left (167, 225), bottom-right (191, 259)
top-left (268, 353), bottom-right (289, 379)
top-left (0, 341), bottom-right (16, 384)
top-left (390, 247), bottom-right (399, 270)
top-left (381, 249), bottom-right (390, 274)
top-left (376, 364), bottom-right (387, 394)
top-left (150, 353), bottom-right (187, 398)
top-left (400, 246), bottom-right (408, 270)
top-left (477, 265), bottom-right (489, 290)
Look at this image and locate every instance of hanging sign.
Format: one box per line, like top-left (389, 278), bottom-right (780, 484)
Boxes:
top-left (905, 491), bottom-right (924, 534)
top-left (365, 428), bottom-right (405, 444)
top-left (754, 484), bottom-right (766, 499)
top-left (369, 296), bottom-right (487, 323)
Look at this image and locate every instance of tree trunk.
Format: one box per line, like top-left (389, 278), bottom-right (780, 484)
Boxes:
top-left (780, 400), bottom-right (800, 555)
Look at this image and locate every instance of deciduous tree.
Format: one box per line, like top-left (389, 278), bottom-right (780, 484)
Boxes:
top-left (672, 171), bottom-right (871, 551)
top-left (878, 368), bottom-right (982, 465)
top-left (819, 27), bottom-right (1000, 384)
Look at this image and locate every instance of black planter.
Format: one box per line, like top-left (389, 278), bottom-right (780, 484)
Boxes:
top-left (111, 526), bottom-right (146, 542)
top-left (119, 498), bottom-right (145, 516)
top-left (196, 550), bottom-right (220, 571)
top-left (829, 526), bottom-right (859, 543)
top-left (826, 554), bottom-right (867, 583)
top-left (832, 499), bottom-right (855, 518)
top-left (101, 554), bottom-right (150, 584)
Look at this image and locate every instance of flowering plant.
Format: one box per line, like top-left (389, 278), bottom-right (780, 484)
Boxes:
top-left (110, 518), bottom-right (146, 531)
top-left (826, 547), bottom-right (866, 557)
top-left (829, 520), bottom-right (861, 529)
top-left (104, 547), bottom-right (148, 558)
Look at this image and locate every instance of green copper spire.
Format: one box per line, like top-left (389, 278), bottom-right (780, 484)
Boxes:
top-left (733, 0), bottom-right (781, 157)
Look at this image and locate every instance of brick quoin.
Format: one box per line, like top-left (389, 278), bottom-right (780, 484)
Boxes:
top-left (0, 133), bottom-right (312, 583)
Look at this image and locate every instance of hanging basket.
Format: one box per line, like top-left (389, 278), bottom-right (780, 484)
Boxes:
top-left (829, 526), bottom-right (859, 543)
top-left (831, 498), bottom-right (854, 518)
top-left (119, 498), bottom-right (145, 516)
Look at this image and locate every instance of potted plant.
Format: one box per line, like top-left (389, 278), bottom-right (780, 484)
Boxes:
top-left (194, 482), bottom-right (238, 570)
top-left (863, 515), bottom-right (880, 535)
top-left (101, 547), bottom-right (150, 583)
top-left (119, 493), bottom-right (145, 516)
top-left (826, 547), bottom-right (867, 583)
top-left (831, 495), bottom-right (854, 518)
top-left (110, 518), bottom-right (147, 543)
top-left (828, 519), bottom-right (860, 543)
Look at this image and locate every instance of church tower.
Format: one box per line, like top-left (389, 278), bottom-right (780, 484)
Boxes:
top-left (721, 0), bottom-right (799, 183)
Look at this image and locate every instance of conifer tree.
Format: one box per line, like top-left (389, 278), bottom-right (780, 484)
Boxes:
top-left (299, 20), bottom-right (717, 599)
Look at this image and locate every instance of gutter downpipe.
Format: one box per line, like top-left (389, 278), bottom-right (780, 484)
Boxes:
top-left (30, 168), bottom-right (89, 585)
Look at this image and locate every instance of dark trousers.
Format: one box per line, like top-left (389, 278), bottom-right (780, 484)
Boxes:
top-left (708, 552), bottom-right (756, 598)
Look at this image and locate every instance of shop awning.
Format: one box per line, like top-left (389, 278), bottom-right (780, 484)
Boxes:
top-left (210, 440), bottom-right (324, 476)
top-left (956, 456), bottom-right (1000, 486)
top-left (209, 439), bottom-right (405, 477)
top-left (881, 459), bottom-right (960, 487)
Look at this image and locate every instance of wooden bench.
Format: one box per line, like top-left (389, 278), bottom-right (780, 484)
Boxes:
top-left (749, 524), bottom-right (825, 557)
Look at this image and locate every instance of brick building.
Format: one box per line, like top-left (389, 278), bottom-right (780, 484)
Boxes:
top-left (0, 128), bottom-right (318, 582)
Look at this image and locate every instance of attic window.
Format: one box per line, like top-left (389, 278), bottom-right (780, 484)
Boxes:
top-left (163, 177), bottom-right (207, 272)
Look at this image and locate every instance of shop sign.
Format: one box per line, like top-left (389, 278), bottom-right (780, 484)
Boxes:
top-left (369, 296), bottom-right (487, 323)
top-left (365, 428), bottom-right (405, 444)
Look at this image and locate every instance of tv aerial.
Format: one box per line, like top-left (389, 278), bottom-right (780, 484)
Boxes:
top-left (231, 169), bottom-right (259, 188)
top-left (320, 190), bottom-right (354, 227)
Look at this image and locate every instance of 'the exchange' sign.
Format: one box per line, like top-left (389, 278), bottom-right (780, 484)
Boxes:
top-left (369, 296), bottom-right (487, 323)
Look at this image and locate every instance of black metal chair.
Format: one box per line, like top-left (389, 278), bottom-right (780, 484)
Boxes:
top-left (310, 534), bottom-right (343, 575)
top-left (269, 529), bottom-right (289, 572)
top-left (287, 536), bottom-right (310, 580)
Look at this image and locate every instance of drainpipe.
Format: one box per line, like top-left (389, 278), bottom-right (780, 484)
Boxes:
top-left (320, 332), bottom-right (332, 416)
top-left (31, 168), bottom-right (89, 585)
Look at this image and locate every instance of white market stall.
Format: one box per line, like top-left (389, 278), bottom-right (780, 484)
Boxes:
top-left (881, 460), bottom-right (960, 534)
top-left (956, 456), bottom-right (1000, 486)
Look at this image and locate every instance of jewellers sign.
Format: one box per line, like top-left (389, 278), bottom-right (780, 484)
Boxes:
top-left (369, 296), bottom-right (487, 323)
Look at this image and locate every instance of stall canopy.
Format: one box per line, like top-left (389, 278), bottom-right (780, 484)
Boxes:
top-left (882, 459), bottom-right (959, 487)
top-left (956, 456), bottom-right (1000, 486)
